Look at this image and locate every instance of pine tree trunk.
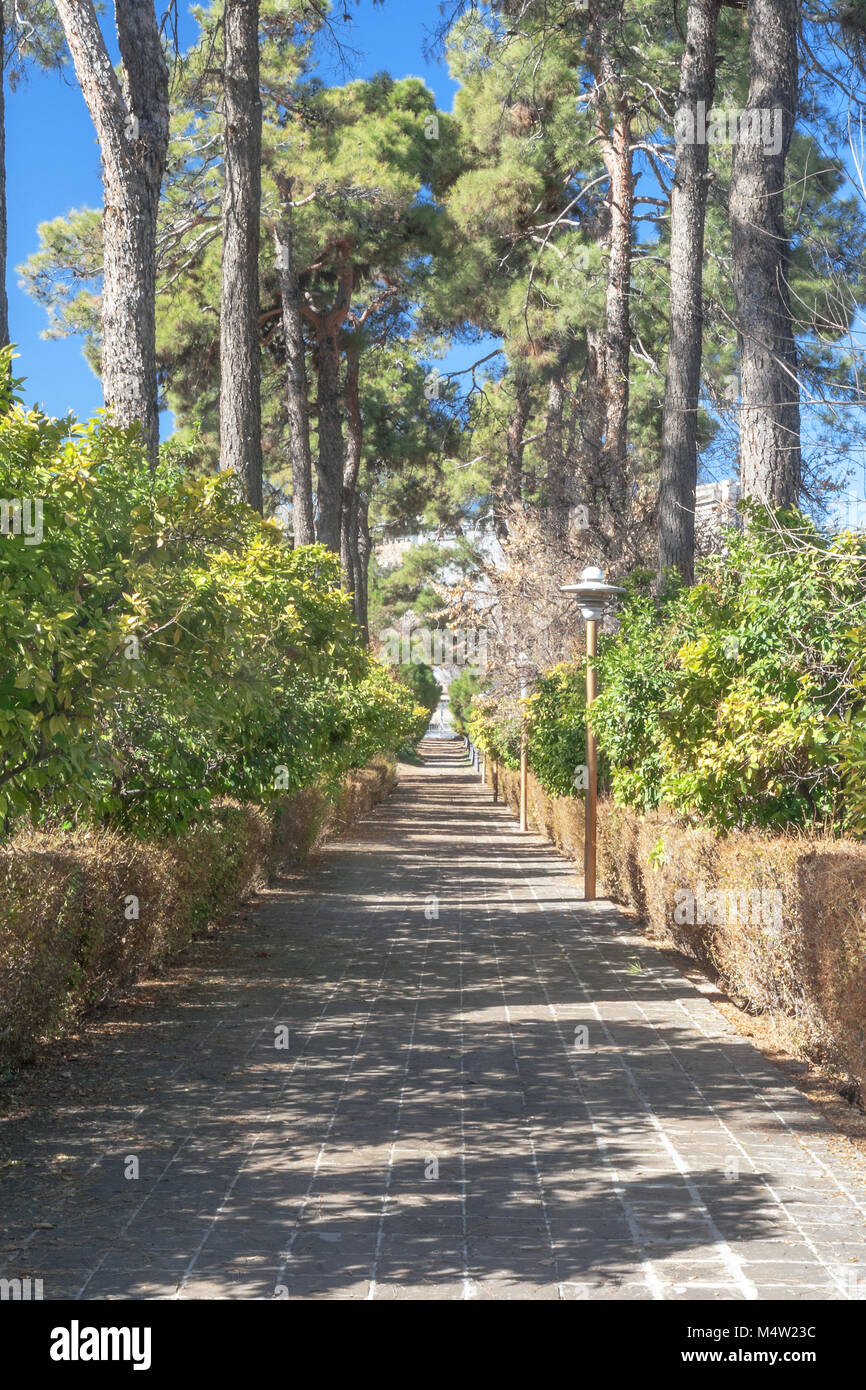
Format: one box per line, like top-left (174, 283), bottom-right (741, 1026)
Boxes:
top-left (590, 2), bottom-right (634, 525)
top-left (305, 261), bottom-right (353, 554)
top-left (220, 0), bottom-right (263, 511)
top-left (313, 326), bottom-right (344, 552)
top-left (545, 346), bottom-right (568, 537)
top-left (601, 111), bottom-right (633, 500)
top-left (341, 349), bottom-right (362, 594)
top-left (345, 490), bottom-right (367, 631)
top-left (658, 0), bottom-right (719, 582)
top-left (0, 6), bottom-right (9, 349)
top-left (273, 207), bottom-right (314, 545)
top-left (579, 326), bottom-right (607, 480)
top-left (355, 492), bottom-right (371, 642)
top-left (729, 0), bottom-right (801, 507)
top-left (497, 367), bottom-right (531, 536)
top-left (53, 0), bottom-right (169, 466)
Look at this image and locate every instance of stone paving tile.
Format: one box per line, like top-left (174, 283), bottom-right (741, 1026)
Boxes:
top-left (3, 737), bottom-right (866, 1301)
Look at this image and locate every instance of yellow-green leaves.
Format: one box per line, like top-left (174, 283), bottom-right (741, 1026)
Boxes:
top-left (0, 389), bottom-right (416, 834)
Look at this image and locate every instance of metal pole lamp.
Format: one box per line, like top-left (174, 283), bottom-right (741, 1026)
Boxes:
top-left (560, 567), bottom-right (624, 901)
top-left (518, 651), bottom-right (531, 833)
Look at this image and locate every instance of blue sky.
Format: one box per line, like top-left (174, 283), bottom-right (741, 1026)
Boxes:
top-left (5, 0), bottom-right (463, 423)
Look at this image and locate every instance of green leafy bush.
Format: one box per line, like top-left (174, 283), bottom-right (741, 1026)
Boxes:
top-left (589, 571), bottom-right (688, 812)
top-left (840, 715), bottom-right (866, 829)
top-left (467, 692), bottom-right (521, 769)
top-left (394, 660), bottom-right (442, 717)
top-left (526, 664), bottom-right (587, 798)
top-left (0, 362), bottom-right (418, 835)
top-left (586, 517), bottom-right (866, 830)
top-left (337, 661), bottom-right (428, 768)
top-left (482, 512), bottom-right (866, 834)
top-left (448, 666), bottom-right (480, 734)
top-left (656, 513), bottom-right (865, 830)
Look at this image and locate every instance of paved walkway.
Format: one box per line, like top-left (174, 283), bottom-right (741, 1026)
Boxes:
top-left (3, 738), bottom-right (866, 1300)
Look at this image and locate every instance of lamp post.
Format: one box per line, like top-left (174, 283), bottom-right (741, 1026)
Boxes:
top-left (560, 566), bottom-right (624, 901)
top-left (518, 651), bottom-right (531, 833)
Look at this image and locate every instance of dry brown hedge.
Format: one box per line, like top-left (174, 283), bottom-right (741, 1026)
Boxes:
top-left (491, 761), bottom-right (866, 1098)
top-left (0, 758), bottom-right (395, 1071)
top-left (493, 763), bottom-right (586, 861)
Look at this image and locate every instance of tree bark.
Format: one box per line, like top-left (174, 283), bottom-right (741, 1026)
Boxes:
top-left (312, 324), bottom-right (345, 551)
top-left (496, 366), bottom-right (531, 537)
top-left (220, 0), bottom-right (263, 511)
top-left (0, 5), bottom-right (9, 348)
top-left (545, 345), bottom-right (569, 537)
top-left (55, 0), bottom-right (169, 467)
top-left (355, 491), bottom-right (371, 642)
top-left (729, 0), bottom-right (801, 507)
top-left (273, 203), bottom-right (314, 545)
top-left (53, 0), bottom-right (169, 466)
top-left (340, 348), bottom-right (362, 596)
top-left (590, 4), bottom-right (634, 523)
top-left (304, 260), bottom-right (354, 553)
top-left (658, 0), bottom-right (719, 582)
top-left (600, 114), bottom-right (633, 497)
top-left (345, 489), bottom-right (367, 632)
top-left (579, 327), bottom-right (608, 506)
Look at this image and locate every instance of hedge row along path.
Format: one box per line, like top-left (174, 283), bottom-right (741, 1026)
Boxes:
top-left (3, 738), bottom-right (866, 1300)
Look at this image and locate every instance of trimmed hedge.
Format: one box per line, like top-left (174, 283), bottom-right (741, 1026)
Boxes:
top-left (0, 758), bottom-right (395, 1071)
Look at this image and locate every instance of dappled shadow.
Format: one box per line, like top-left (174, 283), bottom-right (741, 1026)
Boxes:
top-left (1, 737), bottom-right (863, 1300)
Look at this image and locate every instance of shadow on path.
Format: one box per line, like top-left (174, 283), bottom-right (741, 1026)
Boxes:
top-left (2, 738), bottom-right (866, 1300)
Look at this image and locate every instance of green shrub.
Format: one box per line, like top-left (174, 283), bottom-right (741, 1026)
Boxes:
top-left (840, 714), bottom-right (866, 829)
top-left (476, 512), bottom-right (866, 833)
top-left (0, 360), bottom-right (418, 837)
top-left (467, 692), bottom-right (521, 769)
top-left (448, 666), bottom-right (480, 735)
top-left (337, 661), bottom-right (428, 768)
top-left (589, 515), bottom-right (866, 831)
top-left (394, 660), bottom-right (442, 716)
top-left (656, 512), bottom-right (865, 830)
top-left (589, 570), bottom-right (688, 812)
top-left (526, 664), bottom-right (587, 798)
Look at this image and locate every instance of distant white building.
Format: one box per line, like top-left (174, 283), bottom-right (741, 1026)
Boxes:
top-left (695, 479), bottom-right (741, 551)
top-left (426, 693), bottom-right (454, 739)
